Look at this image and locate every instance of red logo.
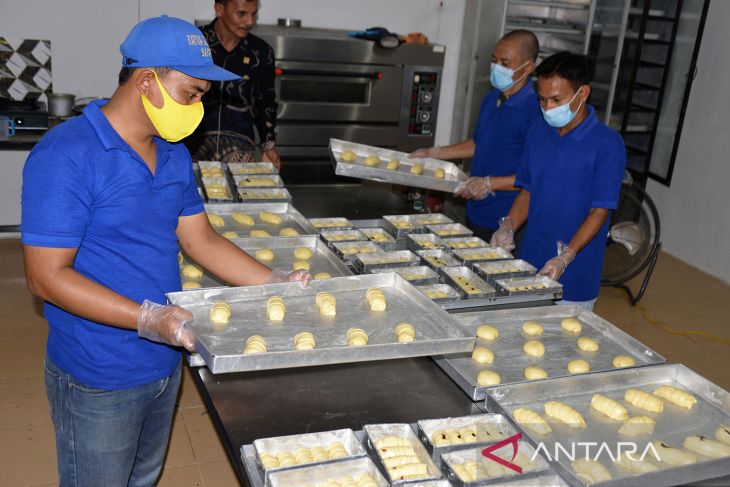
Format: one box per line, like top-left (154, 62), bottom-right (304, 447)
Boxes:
top-left (481, 432), bottom-right (523, 474)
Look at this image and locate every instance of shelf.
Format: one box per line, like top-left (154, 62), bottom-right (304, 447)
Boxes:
top-left (509, 0), bottom-right (590, 9)
top-left (630, 103), bottom-right (657, 113)
top-left (505, 20), bottom-right (585, 36)
top-left (638, 60), bottom-right (666, 69)
top-left (634, 82), bottom-right (661, 92)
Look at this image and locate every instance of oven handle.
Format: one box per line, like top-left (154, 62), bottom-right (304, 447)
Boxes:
top-left (275, 68), bottom-right (382, 80)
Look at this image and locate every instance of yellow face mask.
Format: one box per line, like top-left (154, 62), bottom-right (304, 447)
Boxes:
top-left (141, 72), bottom-right (204, 142)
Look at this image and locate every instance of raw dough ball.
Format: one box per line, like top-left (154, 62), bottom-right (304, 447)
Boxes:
top-left (232, 212), bottom-right (254, 225)
top-left (294, 247), bottom-right (313, 260)
top-left (522, 320), bottom-right (544, 336)
top-left (177, 252), bottom-right (184, 265)
top-left (386, 159), bottom-right (400, 170)
top-left (340, 150), bottom-right (357, 162)
top-left (222, 231), bottom-right (239, 239)
top-left (477, 370), bottom-right (501, 386)
top-left (365, 288), bottom-right (386, 311)
top-left (524, 366), bottom-right (549, 380)
top-left (613, 355), bottom-right (636, 368)
top-left (256, 248), bottom-right (274, 261)
top-left (267, 296), bottom-right (286, 321)
top-left (363, 155), bottom-right (380, 166)
top-left (314, 272), bottom-right (332, 279)
top-left (434, 168), bottom-right (446, 179)
top-left (523, 340), bottom-right (545, 357)
top-left (577, 336), bottom-right (599, 352)
top-left (476, 324), bottom-right (499, 341)
top-left (182, 281), bottom-right (201, 289)
top-left (472, 346), bottom-right (494, 364)
top-left (293, 260), bottom-right (310, 271)
top-left (279, 227), bottom-right (299, 236)
top-left (396, 322), bottom-right (416, 343)
top-left (316, 292), bottom-right (337, 316)
top-left (244, 335), bottom-right (267, 354)
top-left (410, 163), bottom-right (424, 175)
top-left (182, 264), bottom-right (203, 279)
top-left (209, 301), bottom-right (231, 324)
top-left (568, 359), bottom-right (590, 374)
top-left (347, 328), bottom-right (369, 346)
top-left (561, 317), bottom-right (582, 333)
top-left (259, 211), bottom-right (282, 225)
top-left (250, 229), bottom-right (271, 237)
top-left (207, 213), bottom-right (225, 227)
top-left (294, 331), bottom-right (316, 350)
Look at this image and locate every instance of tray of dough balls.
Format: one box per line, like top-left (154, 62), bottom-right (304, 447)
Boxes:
top-left (427, 223), bottom-right (474, 239)
top-left (383, 213), bottom-right (453, 240)
top-left (433, 305), bottom-right (665, 401)
top-left (228, 161), bottom-right (278, 176)
top-left (238, 187), bottom-right (293, 203)
top-left (353, 250), bottom-right (422, 274)
top-left (330, 138), bottom-right (467, 193)
top-left (485, 363), bottom-right (730, 487)
top-left (373, 265), bottom-right (441, 286)
top-left (233, 174), bottom-right (285, 188)
top-left (166, 272), bottom-right (475, 373)
top-left (204, 203), bottom-right (317, 238)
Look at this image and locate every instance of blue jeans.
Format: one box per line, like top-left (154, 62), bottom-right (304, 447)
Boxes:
top-left (44, 357), bottom-right (181, 487)
top-left (557, 298), bottom-right (598, 312)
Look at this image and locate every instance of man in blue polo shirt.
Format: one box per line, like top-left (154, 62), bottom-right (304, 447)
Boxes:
top-left (410, 30), bottom-right (542, 241)
top-left (21, 16), bottom-right (309, 486)
top-left (491, 52), bottom-right (626, 310)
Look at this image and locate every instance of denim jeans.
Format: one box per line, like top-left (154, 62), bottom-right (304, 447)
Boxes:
top-left (44, 357), bottom-right (181, 487)
top-left (557, 298), bottom-right (598, 312)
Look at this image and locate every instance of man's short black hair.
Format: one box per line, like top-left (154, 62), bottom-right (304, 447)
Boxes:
top-left (535, 52), bottom-right (594, 91)
top-left (502, 30), bottom-right (540, 62)
top-left (118, 67), bottom-right (173, 85)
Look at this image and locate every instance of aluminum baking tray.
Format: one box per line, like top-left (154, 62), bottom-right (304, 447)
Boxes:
top-left (441, 266), bottom-right (497, 300)
top-left (269, 457), bottom-right (389, 487)
top-left (228, 162), bottom-right (277, 175)
top-left (441, 441), bottom-right (550, 486)
top-left (330, 138), bottom-right (467, 193)
top-left (411, 213), bottom-right (454, 226)
top-left (167, 273), bottom-right (475, 373)
top-left (332, 240), bottom-right (380, 263)
top-left (486, 364), bottom-right (730, 487)
top-left (353, 250), bottom-right (421, 273)
top-left (495, 276), bottom-right (563, 299)
top-left (406, 481), bottom-right (452, 487)
top-left (444, 237), bottom-right (491, 250)
top-left (198, 160), bottom-right (228, 178)
top-left (363, 423), bottom-right (443, 484)
top-left (383, 214), bottom-right (429, 239)
top-left (416, 249), bottom-right (460, 270)
top-left (408, 233), bottom-right (449, 251)
top-left (238, 187), bottom-right (293, 203)
top-left (434, 305), bottom-right (665, 401)
top-left (417, 283), bottom-right (462, 304)
top-left (202, 176), bottom-right (235, 202)
top-left (373, 266), bottom-right (441, 286)
top-left (453, 247), bottom-right (514, 265)
top-left (473, 260), bottom-right (537, 284)
top-left (192, 162), bottom-right (205, 201)
top-left (319, 228), bottom-right (368, 247)
top-left (204, 203), bottom-right (317, 237)
top-left (427, 223), bottom-right (474, 238)
top-left (357, 226), bottom-right (398, 251)
top-left (308, 217), bottom-right (354, 230)
top-left (234, 174), bottom-right (284, 188)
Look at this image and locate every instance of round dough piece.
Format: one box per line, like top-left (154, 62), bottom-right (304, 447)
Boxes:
top-left (207, 213), bottom-right (225, 228)
top-left (222, 231), bottom-right (239, 239)
top-left (182, 264), bottom-right (203, 279)
top-left (363, 155), bottom-right (380, 166)
top-left (523, 340), bottom-right (545, 357)
top-left (396, 322), bottom-right (416, 343)
top-left (476, 324), bottom-right (499, 341)
top-left (293, 260), bottom-right (310, 271)
top-left (472, 346), bottom-right (494, 364)
top-left (434, 167), bottom-right (446, 179)
top-left (177, 252), bottom-right (184, 265)
top-left (347, 328), bottom-right (369, 347)
top-left (524, 366), bottom-right (549, 380)
top-left (568, 359), bottom-right (590, 374)
top-left (410, 163), bottom-right (424, 175)
top-left (613, 355), bottom-right (636, 368)
top-left (259, 211), bottom-right (282, 225)
top-left (340, 150), bottom-right (357, 162)
top-left (522, 320), bottom-right (544, 336)
top-left (231, 212), bottom-right (254, 225)
top-left (182, 280), bottom-right (201, 289)
top-left (386, 159), bottom-right (400, 170)
top-left (279, 227), bottom-right (299, 236)
top-left (577, 336), bottom-right (600, 352)
top-left (244, 335), bottom-right (267, 354)
top-left (293, 247), bottom-right (313, 260)
top-left (256, 248), bottom-right (274, 261)
top-left (209, 301), bottom-right (231, 324)
top-left (314, 272), bottom-right (332, 279)
top-left (561, 317), bottom-right (582, 334)
top-left (294, 332), bottom-right (316, 350)
top-left (250, 229), bottom-right (271, 237)
top-left (477, 370), bottom-right (501, 386)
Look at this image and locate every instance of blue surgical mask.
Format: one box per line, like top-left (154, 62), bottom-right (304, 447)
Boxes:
top-left (542, 88), bottom-right (584, 128)
top-left (489, 61), bottom-right (528, 92)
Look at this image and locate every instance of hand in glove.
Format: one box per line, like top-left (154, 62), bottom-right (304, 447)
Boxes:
top-left (455, 176), bottom-right (494, 200)
top-left (489, 216), bottom-right (515, 252)
top-left (538, 241), bottom-right (576, 281)
top-left (408, 146), bottom-right (440, 159)
top-left (137, 300), bottom-right (195, 351)
top-left (265, 269), bottom-right (313, 286)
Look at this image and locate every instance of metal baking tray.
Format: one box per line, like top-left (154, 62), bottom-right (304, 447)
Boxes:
top-left (319, 228), bottom-right (368, 247)
top-left (363, 423), bottom-right (443, 484)
top-left (353, 250), bottom-right (421, 273)
top-left (204, 203), bottom-right (317, 237)
top-left (495, 276), bottom-right (563, 299)
top-left (192, 162), bottom-right (205, 201)
top-left (308, 217), bottom-right (354, 230)
top-left (406, 481), bottom-right (453, 487)
top-left (408, 233), bottom-right (449, 251)
top-left (269, 457), bottom-right (389, 487)
top-left (238, 187), bottom-right (293, 203)
top-left (486, 364), bottom-right (730, 487)
top-left (357, 226), bottom-right (398, 251)
top-left (383, 214), bottom-right (429, 239)
top-left (233, 174), bottom-right (285, 188)
top-left (441, 266), bottom-right (497, 300)
top-left (373, 266), bottom-right (441, 286)
top-left (330, 138), bottom-right (467, 193)
top-left (167, 273), bottom-right (475, 373)
top-left (441, 441), bottom-right (550, 486)
top-left (434, 305), bottom-right (665, 401)
top-left (427, 223), bottom-right (474, 238)
top-left (473, 260), bottom-right (537, 284)
top-left (410, 213), bottom-right (454, 226)
top-left (453, 247), bottom-right (514, 265)
top-left (228, 162), bottom-right (277, 175)
top-left (417, 249), bottom-right (462, 270)
top-left (198, 160), bottom-right (228, 178)
top-left (416, 283), bottom-right (462, 304)
top-left (202, 176), bottom-right (236, 202)
top-left (332, 240), bottom-right (380, 263)
top-left (444, 237), bottom-right (491, 250)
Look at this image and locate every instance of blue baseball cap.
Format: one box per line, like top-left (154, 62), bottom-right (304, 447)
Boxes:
top-left (120, 15), bottom-right (239, 81)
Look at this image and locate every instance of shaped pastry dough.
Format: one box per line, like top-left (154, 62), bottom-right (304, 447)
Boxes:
top-left (572, 459), bottom-right (612, 485)
top-left (560, 317), bottom-right (582, 334)
top-left (375, 435), bottom-right (412, 449)
top-left (250, 229), bottom-right (271, 237)
top-left (618, 416), bottom-right (656, 436)
top-left (244, 335), bottom-right (267, 354)
top-left (625, 388), bottom-right (664, 413)
top-left (239, 177), bottom-right (276, 187)
top-left (716, 426), bottom-right (730, 445)
top-left (524, 366), bottom-right (548, 380)
top-left (684, 435), bottom-right (730, 458)
top-left (293, 447), bottom-right (313, 464)
top-left (182, 281), bottom-right (201, 289)
top-left (653, 441), bottom-right (698, 466)
top-left (390, 462), bottom-right (428, 480)
top-left (232, 212), bottom-right (254, 225)
top-left (222, 231), bottom-right (239, 239)
top-left (476, 324), bottom-right (499, 341)
top-left (613, 355), bottom-right (636, 368)
top-left (294, 331), bottom-right (316, 350)
top-left (347, 328), bottom-right (369, 346)
top-left (316, 291), bottom-right (336, 316)
top-left (513, 407), bottom-right (552, 435)
top-left (363, 155), bottom-right (380, 166)
top-left (591, 394), bottom-right (629, 420)
top-left (654, 385), bottom-right (697, 410)
top-left (258, 452), bottom-right (279, 469)
top-left (328, 441), bottom-right (347, 459)
top-left (395, 322), bottom-right (416, 343)
top-left (577, 336), bottom-right (599, 352)
top-left (266, 296), bottom-right (286, 321)
top-left (476, 370), bottom-right (501, 386)
top-left (568, 359), bottom-right (590, 374)
top-left (386, 159), bottom-right (400, 170)
top-left (255, 248), bottom-right (274, 261)
top-left (522, 320), bottom-right (544, 336)
top-left (259, 211), bottom-right (282, 225)
top-left (544, 401), bottom-right (586, 428)
top-left (472, 346), bottom-right (494, 364)
top-left (365, 288), bottom-right (387, 311)
top-left (181, 264), bottom-right (203, 279)
top-left (209, 301), bottom-right (231, 324)
top-left (310, 446), bottom-right (328, 461)
top-left (177, 251), bottom-right (184, 265)
top-left (410, 163), bottom-right (424, 175)
top-left (293, 260), bottom-right (310, 271)
top-left (293, 247), bottom-right (312, 260)
top-left (523, 340), bottom-right (545, 357)
top-left (279, 227), bottom-right (299, 236)
top-left (614, 453), bottom-right (658, 474)
top-left (340, 150), bottom-right (357, 162)
top-left (434, 167), bottom-right (445, 179)
top-left (314, 272), bottom-right (332, 279)
top-left (207, 213), bottom-right (225, 227)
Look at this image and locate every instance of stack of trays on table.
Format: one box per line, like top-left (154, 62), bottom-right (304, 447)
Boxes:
top-left (194, 161), bottom-right (292, 203)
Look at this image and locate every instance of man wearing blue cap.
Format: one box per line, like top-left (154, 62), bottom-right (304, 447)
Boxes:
top-left (21, 16), bottom-right (309, 486)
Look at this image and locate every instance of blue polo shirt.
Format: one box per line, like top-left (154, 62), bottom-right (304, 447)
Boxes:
top-left (21, 100), bottom-right (204, 390)
top-left (467, 82), bottom-right (543, 230)
top-left (515, 105), bottom-right (626, 301)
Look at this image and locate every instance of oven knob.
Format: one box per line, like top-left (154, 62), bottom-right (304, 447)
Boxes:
top-left (420, 91), bottom-right (433, 104)
top-left (419, 111), bottom-right (431, 122)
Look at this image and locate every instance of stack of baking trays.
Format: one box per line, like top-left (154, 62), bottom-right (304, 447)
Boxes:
top-left (194, 160), bottom-right (292, 203)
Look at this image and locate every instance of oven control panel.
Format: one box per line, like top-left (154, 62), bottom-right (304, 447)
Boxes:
top-left (407, 71), bottom-right (440, 137)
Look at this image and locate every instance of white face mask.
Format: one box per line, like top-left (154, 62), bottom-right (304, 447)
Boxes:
top-left (542, 87), bottom-right (583, 128)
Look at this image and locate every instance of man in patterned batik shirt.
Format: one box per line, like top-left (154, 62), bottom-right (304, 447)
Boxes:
top-left (186, 0), bottom-right (280, 168)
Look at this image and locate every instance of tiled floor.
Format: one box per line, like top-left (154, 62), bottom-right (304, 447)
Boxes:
top-left (0, 238), bottom-right (728, 486)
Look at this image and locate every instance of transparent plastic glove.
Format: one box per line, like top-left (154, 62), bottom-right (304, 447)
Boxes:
top-left (455, 176), bottom-right (494, 200)
top-left (408, 146), bottom-right (439, 159)
top-left (137, 300), bottom-right (195, 351)
top-left (489, 216), bottom-right (515, 252)
top-left (538, 241), bottom-right (576, 281)
top-left (265, 269), bottom-right (313, 286)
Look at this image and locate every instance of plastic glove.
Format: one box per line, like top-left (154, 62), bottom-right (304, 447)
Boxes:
top-left (265, 269), bottom-right (313, 286)
top-left (408, 146), bottom-right (439, 159)
top-left (538, 241), bottom-right (576, 281)
top-left (137, 300), bottom-right (195, 351)
top-left (455, 176), bottom-right (494, 200)
top-left (489, 216), bottom-right (515, 252)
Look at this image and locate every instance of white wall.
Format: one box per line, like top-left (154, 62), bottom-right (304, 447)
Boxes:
top-left (646, 0), bottom-right (730, 283)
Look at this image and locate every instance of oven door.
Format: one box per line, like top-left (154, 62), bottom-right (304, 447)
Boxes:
top-left (275, 61), bottom-right (403, 123)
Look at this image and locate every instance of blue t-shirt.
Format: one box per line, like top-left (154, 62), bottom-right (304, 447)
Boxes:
top-left (21, 100), bottom-right (204, 390)
top-left (467, 82), bottom-right (543, 230)
top-left (515, 105), bottom-right (626, 301)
